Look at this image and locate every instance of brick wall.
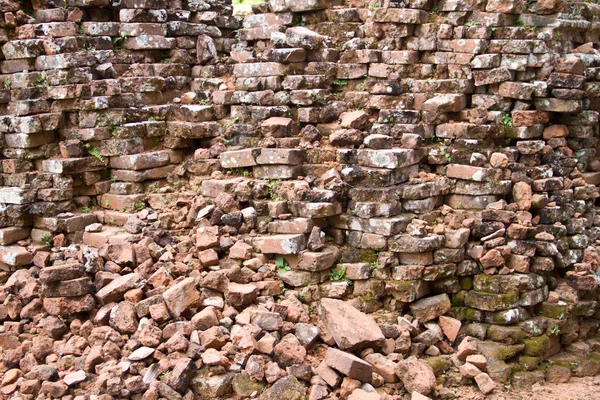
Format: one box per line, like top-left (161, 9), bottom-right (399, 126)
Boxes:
top-left (1, 0), bottom-right (600, 385)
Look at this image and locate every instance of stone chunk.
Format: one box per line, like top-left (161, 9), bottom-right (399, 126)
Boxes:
top-left (0, 227), bottom-right (29, 245)
top-left (473, 67), bottom-right (511, 86)
top-left (513, 182), bottom-right (532, 211)
top-left (474, 372), bottom-right (496, 394)
top-left (409, 294), bottom-right (451, 322)
top-left (363, 353), bottom-right (398, 383)
top-left (225, 283), bottom-right (258, 307)
top-left (253, 234), bottom-right (306, 254)
top-left (40, 265), bottom-right (85, 285)
top-left (109, 151), bottom-right (170, 170)
top-left (128, 346), bottom-right (155, 361)
top-left (324, 348), bottom-right (372, 383)
top-left (438, 316), bottom-right (461, 343)
top-left (318, 298), bottom-right (384, 350)
top-left (163, 277), bottom-right (201, 318)
top-left (43, 295), bottom-right (96, 316)
top-left (2, 40), bottom-right (44, 59)
top-left (285, 27), bottom-right (326, 49)
top-left (220, 148), bottom-right (259, 168)
top-left (349, 389), bottom-right (380, 400)
top-left (396, 357), bottom-right (436, 395)
top-left (0, 188), bottom-right (37, 204)
top-left (372, 8), bottom-right (426, 24)
top-left (63, 370), bottom-right (86, 386)
top-left (0, 246), bottom-right (32, 266)
top-left (389, 235), bottom-right (444, 253)
top-left (257, 149), bottom-right (304, 165)
top-left (259, 376), bottom-right (306, 400)
top-left (96, 273), bottom-right (145, 305)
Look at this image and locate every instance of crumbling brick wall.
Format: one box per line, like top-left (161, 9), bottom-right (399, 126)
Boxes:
top-left (1, 0), bottom-right (600, 388)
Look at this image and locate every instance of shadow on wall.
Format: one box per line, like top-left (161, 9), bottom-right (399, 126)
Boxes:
top-left (233, 0), bottom-right (265, 15)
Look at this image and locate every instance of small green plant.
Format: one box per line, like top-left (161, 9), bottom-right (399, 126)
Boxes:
top-left (266, 179), bottom-right (280, 200)
top-left (40, 232), bottom-right (52, 246)
top-left (278, 283), bottom-right (287, 298)
top-left (107, 119), bottom-right (120, 136)
top-left (515, 16), bottom-right (526, 27)
top-left (276, 256), bottom-right (291, 274)
top-left (357, 76), bottom-right (367, 91)
top-left (370, 261), bottom-right (378, 270)
top-left (330, 266), bottom-right (347, 281)
top-left (383, 114), bottom-right (394, 124)
top-left (369, 1), bottom-right (380, 9)
top-left (78, 26), bottom-right (84, 35)
top-left (110, 177), bottom-right (117, 183)
top-left (84, 143), bottom-right (106, 164)
top-left (159, 371), bottom-right (170, 381)
top-left (226, 167), bottom-right (250, 177)
top-left (112, 32), bottom-right (128, 52)
top-left (105, 198), bottom-right (111, 207)
top-left (223, 116), bottom-right (240, 129)
top-left (570, 361), bottom-right (579, 372)
top-left (550, 324), bottom-right (560, 335)
top-left (439, 147), bottom-right (452, 162)
top-left (525, 0), bottom-right (534, 11)
top-left (500, 113), bottom-right (513, 128)
top-left (464, 21), bottom-right (480, 27)
top-left (332, 79), bottom-right (348, 88)
top-left (292, 14), bottom-right (305, 27)
top-left (80, 206), bottom-right (91, 213)
top-left (4, 77), bottom-right (11, 89)
top-left (135, 201), bottom-right (145, 211)
top-left (298, 290), bottom-right (305, 301)
top-left (515, 16), bottom-right (535, 30)
top-left (32, 75), bottom-right (47, 88)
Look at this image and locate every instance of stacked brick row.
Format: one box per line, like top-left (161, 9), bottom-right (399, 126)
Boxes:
top-left (209, 0), bottom-right (600, 384)
top-left (0, 0), bottom-right (239, 253)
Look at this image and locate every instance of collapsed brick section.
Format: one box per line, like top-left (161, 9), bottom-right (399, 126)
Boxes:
top-left (1, 0), bottom-right (600, 398)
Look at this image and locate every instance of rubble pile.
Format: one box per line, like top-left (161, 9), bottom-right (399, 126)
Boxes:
top-left (1, 0), bottom-right (600, 398)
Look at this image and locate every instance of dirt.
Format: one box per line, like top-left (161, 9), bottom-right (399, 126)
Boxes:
top-left (453, 377), bottom-right (600, 400)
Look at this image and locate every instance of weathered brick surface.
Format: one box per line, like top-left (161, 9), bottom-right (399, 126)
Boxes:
top-left (0, 0), bottom-right (598, 397)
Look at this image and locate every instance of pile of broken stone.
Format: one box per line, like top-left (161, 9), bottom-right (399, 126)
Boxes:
top-left (0, 219), bottom-right (499, 400)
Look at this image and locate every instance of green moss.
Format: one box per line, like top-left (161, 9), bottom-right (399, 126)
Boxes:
top-left (232, 372), bottom-right (265, 397)
top-left (473, 273), bottom-right (494, 291)
top-left (523, 335), bottom-right (549, 357)
top-left (358, 249), bottom-right (378, 263)
top-left (465, 291), bottom-right (518, 311)
top-left (424, 356), bottom-right (450, 376)
top-left (459, 276), bottom-right (473, 290)
top-left (0, 271), bottom-right (8, 285)
top-left (452, 290), bottom-right (466, 306)
top-left (537, 301), bottom-right (571, 320)
top-left (517, 356), bottom-right (542, 371)
top-left (464, 307), bottom-right (480, 321)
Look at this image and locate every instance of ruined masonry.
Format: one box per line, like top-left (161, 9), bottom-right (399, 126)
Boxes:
top-left (0, 0), bottom-right (600, 399)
